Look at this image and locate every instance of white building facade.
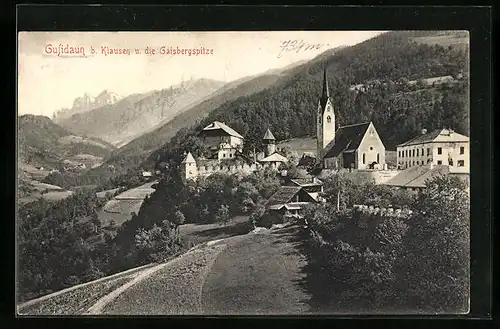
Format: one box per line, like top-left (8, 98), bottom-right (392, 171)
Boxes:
top-left (397, 128), bottom-right (469, 173)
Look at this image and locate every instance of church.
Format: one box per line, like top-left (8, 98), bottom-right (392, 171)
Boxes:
top-left (316, 66), bottom-right (386, 170)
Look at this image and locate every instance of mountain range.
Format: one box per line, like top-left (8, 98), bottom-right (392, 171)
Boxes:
top-left (55, 79), bottom-right (226, 146)
top-left (53, 90), bottom-right (122, 122)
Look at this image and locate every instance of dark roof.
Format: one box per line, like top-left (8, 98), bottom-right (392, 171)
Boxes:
top-left (290, 177), bottom-right (322, 187)
top-left (384, 164), bottom-right (450, 188)
top-left (397, 129), bottom-right (442, 147)
top-left (200, 121), bottom-right (244, 139)
top-left (263, 128), bottom-right (276, 141)
top-left (323, 122), bottom-right (371, 158)
top-left (398, 128), bottom-right (469, 147)
top-left (266, 186), bottom-right (302, 207)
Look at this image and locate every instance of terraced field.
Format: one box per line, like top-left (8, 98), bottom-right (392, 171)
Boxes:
top-left (97, 181), bottom-right (157, 227)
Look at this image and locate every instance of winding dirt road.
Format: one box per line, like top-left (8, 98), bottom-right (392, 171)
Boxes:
top-left (96, 225), bottom-right (312, 315)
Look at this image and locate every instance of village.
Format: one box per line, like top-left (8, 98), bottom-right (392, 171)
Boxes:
top-left (177, 67), bottom-right (470, 220)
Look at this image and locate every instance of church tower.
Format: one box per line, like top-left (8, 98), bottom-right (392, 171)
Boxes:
top-left (263, 128), bottom-right (276, 157)
top-left (316, 65), bottom-right (336, 163)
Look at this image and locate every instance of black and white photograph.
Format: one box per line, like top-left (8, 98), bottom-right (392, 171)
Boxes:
top-left (16, 29), bottom-right (471, 316)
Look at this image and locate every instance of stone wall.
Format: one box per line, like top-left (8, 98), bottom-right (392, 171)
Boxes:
top-left (352, 204), bottom-right (413, 218)
top-left (195, 162), bottom-right (275, 178)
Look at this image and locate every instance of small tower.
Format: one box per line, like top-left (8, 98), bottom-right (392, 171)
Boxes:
top-left (316, 64), bottom-right (336, 163)
top-left (263, 128), bottom-right (276, 157)
top-left (180, 152), bottom-right (197, 180)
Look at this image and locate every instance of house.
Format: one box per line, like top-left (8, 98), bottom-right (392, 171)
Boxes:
top-left (258, 152), bottom-right (288, 169)
top-left (286, 177), bottom-right (324, 202)
top-left (198, 121), bottom-right (244, 159)
top-left (316, 66), bottom-right (386, 170)
top-left (266, 186), bottom-right (318, 218)
top-left (384, 163), bottom-right (469, 191)
top-left (396, 128), bottom-right (469, 173)
top-left (142, 171), bottom-right (153, 180)
top-left (297, 152), bottom-right (316, 168)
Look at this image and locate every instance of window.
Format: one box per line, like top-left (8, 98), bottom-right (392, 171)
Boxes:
top-left (318, 116), bottom-right (322, 124)
top-left (377, 153), bottom-right (380, 163)
top-left (223, 154), bottom-right (226, 158)
top-left (428, 159), bottom-right (431, 163)
top-left (438, 147), bottom-right (442, 155)
top-left (416, 149), bottom-right (419, 156)
top-left (437, 160), bottom-right (442, 165)
top-left (458, 160), bottom-right (465, 167)
top-left (229, 153), bottom-right (233, 158)
top-left (427, 148), bottom-right (431, 156)
top-left (362, 153), bottom-right (366, 164)
top-left (412, 149), bottom-right (415, 157)
top-left (422, 148), bottom-right (424, 156)
top-left (406, 149), bottom-right (408, 157)
top-left (189, 163), bottom-right (191, 166)
top-left (327, 116), bottom-right (331, 123)
top-left (460, 146), bottom-right (465, 154)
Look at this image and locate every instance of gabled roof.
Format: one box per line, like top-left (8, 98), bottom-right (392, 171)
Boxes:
top-left (259, 152), bottom-right (288, 163)
top-left (263, 128), bottom-right (276, 141)
top-left (201, 121), bottom-right (244, 139)
top-left (181, 152), bottom-right (196, 163)
top-left (384, 164), bottom-right (450, 188)
top-left (398, 129), bottom-right (469, 147)
top-left (266, 186), bottom-right (302, 207)
top-left (324, 122), bottom-right (371, 159)
top-left (290, 177), bottom-right (322, 187)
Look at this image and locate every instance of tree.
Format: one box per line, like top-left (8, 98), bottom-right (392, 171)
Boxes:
top-left (215, 204), bottom-right (230, 226)
top-left (399, 175), bottom-right (470, 312)
top-left (249, 203), bottom-right (266, 229)
top-left (172, 210), bottom-right (185, 234)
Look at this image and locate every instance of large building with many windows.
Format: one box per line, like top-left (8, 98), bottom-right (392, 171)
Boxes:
top-left (396, 128), bottom-right (469, 173)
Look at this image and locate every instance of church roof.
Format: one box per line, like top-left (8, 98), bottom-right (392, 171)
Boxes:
top-left (259, 152), bottom-right (288, 163)
top-left (398, 128), bottom-right (469, 147)
top-left (181, 152), bottom-right (196, 163)
top-left (201, 121), bottom-right (244, 139)
top-left (323, 122), bottom-right (372, 159)
top-left (263, 128), bottom-right (276, 140)
top-left (319, 65), bottom-right (330, 111)
top-left (384, 164), bottom-right (450, 188)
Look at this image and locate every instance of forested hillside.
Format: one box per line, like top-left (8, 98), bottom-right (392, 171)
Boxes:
top-left (18, 115), bottom-right (115, 169)
top-left (146, 30), bottom-right (468, 169)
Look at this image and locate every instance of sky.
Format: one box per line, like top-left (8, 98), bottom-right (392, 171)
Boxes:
top-left (18, 31), bottom-right (385, 117)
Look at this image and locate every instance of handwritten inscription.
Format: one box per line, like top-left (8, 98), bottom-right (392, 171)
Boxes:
top-left (277, 40), bottom-right (330, 58)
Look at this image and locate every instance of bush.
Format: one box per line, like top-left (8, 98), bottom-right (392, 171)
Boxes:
top-left (255, 211), bottom-right (283, 228)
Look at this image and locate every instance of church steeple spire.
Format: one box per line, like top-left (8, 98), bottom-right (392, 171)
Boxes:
top-left (320, 63), bottom-right (330, 109)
